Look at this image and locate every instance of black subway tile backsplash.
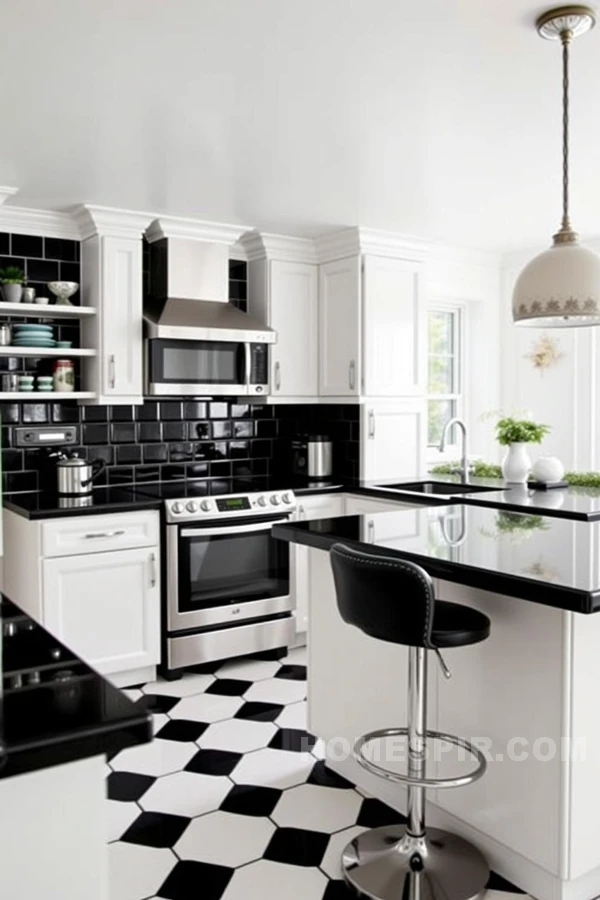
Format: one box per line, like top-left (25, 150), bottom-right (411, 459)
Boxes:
top-left (111, 423), bottom-right (136, 443)
top-left (44, 238), bottom-right (79, 262)
top-left (25, 258), bottom-right (59, 283)
top-left (138, 422), bottom-right (162, 443)
top-left (0, 233), bottom-right (9, 255)
top-left (12, 234), bottom-right (44, 259)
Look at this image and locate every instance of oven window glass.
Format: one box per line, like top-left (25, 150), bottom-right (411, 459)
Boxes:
top-left (179, 527), bottom-right (289, 611)
top-left (151, 340), bottom-right (243, 385)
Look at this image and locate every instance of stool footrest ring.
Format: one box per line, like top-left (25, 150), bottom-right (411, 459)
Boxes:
top-left (354, 727), bottom-right (487, 788)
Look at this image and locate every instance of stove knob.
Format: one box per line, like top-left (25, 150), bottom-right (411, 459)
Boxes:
top-left (200, 500), bottom-right (212, 512)
top-left (282, 493), bottom-right (291, 504)
top-left (257, 496), bottom-right (267, 507)
top-left (186, 501), bottom-right (198, 513)
top-left (172, 502), bottom-right (184, 515)
top-left (270, 494), bottom-right (281, 506)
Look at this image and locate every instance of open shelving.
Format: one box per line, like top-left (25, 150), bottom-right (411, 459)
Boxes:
top-left (0, 302), bottom-right (97, 319)
top-left (0, 391), bottom-right (96, 401)
top-left (0, 347), bottom-right (96, 358)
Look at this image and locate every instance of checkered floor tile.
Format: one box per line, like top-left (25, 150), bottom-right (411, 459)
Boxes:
top-left (107, 646), bottom-right (530, 900)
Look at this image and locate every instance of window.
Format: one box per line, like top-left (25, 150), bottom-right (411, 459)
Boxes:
top-left (427, 307), bottom-right (464, 449)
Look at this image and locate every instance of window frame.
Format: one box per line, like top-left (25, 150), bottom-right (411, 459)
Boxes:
top-left (426, 301), bottom-right (467, 462)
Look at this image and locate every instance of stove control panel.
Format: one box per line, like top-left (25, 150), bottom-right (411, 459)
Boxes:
top-left (165, 490), bottom-right (297, 523)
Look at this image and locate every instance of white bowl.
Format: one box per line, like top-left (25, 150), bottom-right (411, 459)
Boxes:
top-left (47, 281), bottom-right (79, 299)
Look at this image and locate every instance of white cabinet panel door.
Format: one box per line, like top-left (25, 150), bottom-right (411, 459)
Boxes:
top-left (270, 261), bottom-right (318, 398)
top-left (361, 400), bottom-right (426, 482)
top-left (43, 547), bottom-right (160, 675)
top-left (319, 258), bottom-right (361, 396)
top-left (293, 494), bottom-right (345, 635)
top-left (362, 255), bottom-right (426, 397)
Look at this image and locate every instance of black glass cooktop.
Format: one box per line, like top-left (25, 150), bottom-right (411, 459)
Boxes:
top-left (131, 477), bottom-right (334, 500)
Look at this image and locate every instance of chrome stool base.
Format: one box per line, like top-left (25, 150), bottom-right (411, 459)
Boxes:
top-left (342, 825), bottom-right (489, 900)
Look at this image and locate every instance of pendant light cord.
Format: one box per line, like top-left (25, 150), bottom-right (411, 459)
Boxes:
top-left (561, 30), bottom-right (572, 232)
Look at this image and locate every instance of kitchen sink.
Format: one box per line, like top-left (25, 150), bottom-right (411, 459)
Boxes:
top-left (378, 481), bottom-right (500, 495)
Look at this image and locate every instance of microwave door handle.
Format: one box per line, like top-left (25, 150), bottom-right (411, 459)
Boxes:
top-left (181, 519), bottom-right (289, 538)
top-left (243, 343), bottom-right (251, 389)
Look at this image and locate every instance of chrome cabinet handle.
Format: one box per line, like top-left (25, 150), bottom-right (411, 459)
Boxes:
top-left (109, 354), bottom-right (116, 389)
top-left (368, 410), bottom-right (376, 439)
top-left (275, 361), bottom-right (281, 391)
top-left (349, 360), bottom-right (356, 391)
top-left (150, 552), bottom-right (157, 588)
top-left (84, 529), bottom-right (126, 540)
top-left (368, 520), bottom-right (375, 543)
top-left (298, 505), bottom-right (305, 519)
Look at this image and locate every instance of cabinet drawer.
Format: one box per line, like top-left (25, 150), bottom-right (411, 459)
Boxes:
top-left (296, 494), bottom-right (345, 521)
top-left (41, 511), bottom-right (160, 558)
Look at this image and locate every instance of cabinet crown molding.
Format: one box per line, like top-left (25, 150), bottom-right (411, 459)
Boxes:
top-left (72, 205), bottom-right (154, 240)
top-left (315, 227), bottom-right (431, 264)
top-left (146, 216), bottom-right (250, 245)
top-left (0, 199), bottom-right (80, 240)
top-left (0, 186), bottom-right (19, 207)
top-left (238, 231), bottom-right (317, 264)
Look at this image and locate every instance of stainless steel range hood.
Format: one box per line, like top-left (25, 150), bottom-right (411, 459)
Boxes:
top-left (144, 234), bottom-right (276, 344)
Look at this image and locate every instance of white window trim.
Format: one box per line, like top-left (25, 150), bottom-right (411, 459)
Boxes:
top-left (426, 300), bottom-right (468, 464)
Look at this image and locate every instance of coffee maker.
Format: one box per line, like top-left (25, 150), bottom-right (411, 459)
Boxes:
top-left (292, 434), bottom-right (333, 482)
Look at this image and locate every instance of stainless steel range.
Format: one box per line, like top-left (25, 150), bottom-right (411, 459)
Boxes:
top-left (151, 484), bottom-right (297, 675)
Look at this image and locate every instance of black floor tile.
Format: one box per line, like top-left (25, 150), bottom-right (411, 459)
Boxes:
top-left (157, 859), bottom-right (233, 900)
top-left (156, 719), bottom-right (208, 742)
top-left (206, 678), bottom-right (252, 696)
top-left (121, 811), bottom-right (190, 848)
top-left (308, 760), bottom-right (354, 790)
top-left (269, 728), bottom-right (316, 753)
top-left (220, 783), bottom-right (282, 817)
top-left (235, 701), bottom-right (284, 722)
top-left (264, 826), bottom-right (329, 867)
top-left (107, 771), bottom-right (156, 802)
top-left (136, 693), bottom-right (179, 715)
top-left (185, 748), bottom-right (242, 776)
top-left (356, 797), bottom-right (406, 828)
top-left (322, 881), bottom-right (357, 899)
top-left (275, 664), bottom-right (307, 681)
top-left (487, 871), bottom-right (527, 893)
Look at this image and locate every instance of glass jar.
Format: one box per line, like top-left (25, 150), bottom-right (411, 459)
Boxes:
top-left (53, 359), bottom-right (75, 393)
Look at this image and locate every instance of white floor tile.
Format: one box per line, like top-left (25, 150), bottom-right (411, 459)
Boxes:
top-left (151, 713), bottom-right (169, 735)
top-left (108, 842), bottom-right (175, 900)
top-left (110, 738), bottom-right (197, 777)
top-left (121, 688), bottom-right (143, 702)
top-left (142, 672), bottom-right (216, 697)
top-left (274, 700), bottom-right (307, 730)
top-left (215, 658), bottom-right (281, 681)
top-left (311, 737), bottom-right (327, 760)
top-left (230, 747), bottom-right (314, 790)
top-left (244, 677), bottom-right (306, 706)
top-left (106, 799), bottom-right (141, 843)
top-left (222, 859), bottom-right (327, 900)
top-left (170, 692), bottom-right (244, 722)
top-left (198, 718), bottom-right (277, 753)
top-left (175, 810), bottom-right (275, 867)
top-left (284, 646), bottom-right (308, 665)
top-left (320, 825), bottom-right (367, 879)
top-left (272, 783), bottom-right (362, 833)
top-left (139, 770), bottom-right (231, 818)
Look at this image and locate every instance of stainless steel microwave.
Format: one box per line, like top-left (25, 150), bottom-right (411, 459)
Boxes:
top-left (145, 339), bottom-right (269, 397)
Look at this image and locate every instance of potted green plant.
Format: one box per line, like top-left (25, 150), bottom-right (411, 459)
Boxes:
top-left (0, 266), bottom-right (26, 303)
top-left (496, 417), bottom-right (550, 484)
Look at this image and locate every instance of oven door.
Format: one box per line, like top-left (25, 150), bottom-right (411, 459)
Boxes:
top-left (167, 515), bottom-right (294, 631)
top-left (147, 338), bottom-right (249, 396)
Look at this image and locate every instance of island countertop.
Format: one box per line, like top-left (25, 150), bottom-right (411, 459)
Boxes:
top-left (273, 503), bottom-right (600, 614)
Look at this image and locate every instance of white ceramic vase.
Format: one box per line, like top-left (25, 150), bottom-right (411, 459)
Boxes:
top-left (1, 283), bottom-right (23, 303)
top-left (502, 442), bottom-right (532, 484)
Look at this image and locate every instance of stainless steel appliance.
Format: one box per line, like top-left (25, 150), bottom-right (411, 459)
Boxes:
top-left (140, 483), bottom-right (297, 674)
top-left (292, 435), bottom-right (333, 481)
top-left (56, 456), bottom-right (105, 495)
top-left (143, 230), bottom-right (276, 396)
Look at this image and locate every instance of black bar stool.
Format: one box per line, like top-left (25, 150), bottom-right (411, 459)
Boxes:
top-left (330, 543), bottom-right (491, 900)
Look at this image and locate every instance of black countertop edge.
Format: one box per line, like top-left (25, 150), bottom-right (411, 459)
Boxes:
top-left (272, 521), bottom-right (600, 615)
top-left (3, 489), bottom-right (162, 520)
top-left (451, 494), bottom-right (598, 522)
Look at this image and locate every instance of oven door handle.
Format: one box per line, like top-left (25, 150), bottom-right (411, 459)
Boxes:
top-left (181, 519), bottom-right (290, 538)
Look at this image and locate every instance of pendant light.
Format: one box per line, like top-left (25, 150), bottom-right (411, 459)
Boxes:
top-left (513, 5), bottom-right (600, 327)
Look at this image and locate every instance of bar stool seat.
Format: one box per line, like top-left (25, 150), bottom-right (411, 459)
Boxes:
top-left (329, 543), bottom-right (491, 900)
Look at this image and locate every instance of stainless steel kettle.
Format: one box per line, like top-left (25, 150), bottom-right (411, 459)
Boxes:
top-left (56, 456), bottom-right (106, 495)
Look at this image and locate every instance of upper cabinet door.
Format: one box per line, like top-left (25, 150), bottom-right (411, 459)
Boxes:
top-left (319, 257), bottom-right (361, 396)
top-left (362, 255), bottom-right (426, 397)
top-left (270, 260), bottom-right (318, 398)
top-left (360, 400), bottom-right (426, 482)
top-left (101, 236), bottom-right (143, 399)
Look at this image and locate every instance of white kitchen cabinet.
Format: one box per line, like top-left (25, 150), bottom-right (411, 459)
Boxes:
top-left (318, 257), bottom-right (361, 396)
top-left (343, 494), bottom-right (416, 516)
top-left (247, 256), bottom-right (318, 398)
top-left (293, 493), bottom-right (345, 637)
top-left (43, 546), bottom-right (159, 678)
top-left (80, 235), bottom-right (144, 403)
top-left (360, 400), bottom-right (426, 481)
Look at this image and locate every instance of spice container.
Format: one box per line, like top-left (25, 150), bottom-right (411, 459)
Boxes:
top-left (53, 359), bottom-right (74, 393)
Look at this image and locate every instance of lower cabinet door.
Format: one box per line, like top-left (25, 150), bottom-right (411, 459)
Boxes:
top-left (42, 547), bottom-right (160, 675)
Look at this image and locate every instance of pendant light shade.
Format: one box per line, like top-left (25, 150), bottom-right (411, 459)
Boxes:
top-left (513, 5), bottom-right (600, 327)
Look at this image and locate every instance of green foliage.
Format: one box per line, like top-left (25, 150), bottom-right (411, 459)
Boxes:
top-left (0, 266), bottom-right (25, 284)
top-left (495, 512), bottom-right (549, 533)
top-left (495, 417), bottom-right (550, 446)
top-left (431, 461), bottom-right (600, 489)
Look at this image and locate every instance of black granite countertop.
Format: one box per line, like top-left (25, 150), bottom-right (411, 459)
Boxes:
top-left (4, 487), bottom-right (163, 520)
top-left (273, 503), bottom-right (600, 614)
top-left (0, 594), bottom-right (152, 779)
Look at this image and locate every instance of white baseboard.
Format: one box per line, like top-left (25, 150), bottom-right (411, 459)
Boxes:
top-left (108, 665), bottom-right (156, 688)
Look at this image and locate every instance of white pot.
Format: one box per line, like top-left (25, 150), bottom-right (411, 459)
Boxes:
top-left (531, 456), bottom-right (565, 484)
top-left (502, 442), bottom-right (532, 484)
top-left (1, 283), bottom-right (23, 303)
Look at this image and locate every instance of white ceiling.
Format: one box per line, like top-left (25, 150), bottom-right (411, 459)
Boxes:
top-left (1, 0), bottom-right (599, 250)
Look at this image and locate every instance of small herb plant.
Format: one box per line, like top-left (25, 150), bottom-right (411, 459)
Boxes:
top-left (495, 417), bottom-right (550, 446)
top-left (495, 512), bottom-right (549, 534)
top-left (0, 266), bottom-right (25, 285)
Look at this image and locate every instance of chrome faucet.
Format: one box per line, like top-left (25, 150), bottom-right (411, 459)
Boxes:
top-left (439, 417), bottom-right (469, 482)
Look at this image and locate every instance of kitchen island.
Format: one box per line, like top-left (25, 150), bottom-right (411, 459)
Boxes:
top-left (274, 504), bottom-right (600, 900)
